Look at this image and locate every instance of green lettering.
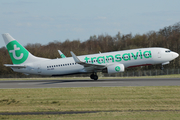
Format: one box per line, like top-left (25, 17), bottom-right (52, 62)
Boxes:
top-left (115, 54), bottom-right (122, 62)
top-left (91, 57), bottom-right (96, 63)
top-left (143, 51), bottom-right (152, 58)
top-left (131, 52), bottom-right (139, 60)
top-left (123, 53), bottom-right (131, 61)
top-left (97, 56), bottom-right (105, 64)
top-left (85, 50), bottom-right (152, 64)
top-left (139, 50), bottom-right (143, 59)
top-left (84, 57), bottom-right (90, 63)
top-left (106, 55), bottom-right (114, 62)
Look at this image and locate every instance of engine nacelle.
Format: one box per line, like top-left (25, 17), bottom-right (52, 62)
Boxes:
top-left (103, 64), bottom-right (125, 74)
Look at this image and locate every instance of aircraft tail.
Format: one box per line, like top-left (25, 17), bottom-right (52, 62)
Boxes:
top-left (2, 33), bottom-right (47, 65)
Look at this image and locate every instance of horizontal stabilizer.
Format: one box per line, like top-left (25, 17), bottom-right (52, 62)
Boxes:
top-left (4, 64), bottom-right (26, 68)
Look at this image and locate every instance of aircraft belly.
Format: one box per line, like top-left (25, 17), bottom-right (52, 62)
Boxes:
top-left (124, 59), bottom-right (153, 68)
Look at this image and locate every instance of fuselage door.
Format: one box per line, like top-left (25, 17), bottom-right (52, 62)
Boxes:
top-left (37, 65), bottom-right (41, 73)
top-left (157, 50), bottom-right (161, 58)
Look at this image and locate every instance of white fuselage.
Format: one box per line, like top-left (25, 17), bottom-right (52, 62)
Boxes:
top-left (12, 47), bottom-right (179, 76)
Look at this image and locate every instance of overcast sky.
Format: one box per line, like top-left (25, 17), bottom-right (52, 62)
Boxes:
top-left (1, 0), bottom-right (180, 48)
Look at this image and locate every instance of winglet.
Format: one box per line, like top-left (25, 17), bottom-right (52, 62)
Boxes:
top-left (58, 50), bottom-right (66, 58)
top-left (70, 51), bottom-right (81, 63)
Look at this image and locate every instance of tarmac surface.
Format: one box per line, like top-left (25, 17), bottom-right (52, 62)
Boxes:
top-left (0, 78), bottom-right (180, 89)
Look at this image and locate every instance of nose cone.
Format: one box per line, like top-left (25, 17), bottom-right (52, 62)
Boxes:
top-left (173, 52), bottom-right (179, 59)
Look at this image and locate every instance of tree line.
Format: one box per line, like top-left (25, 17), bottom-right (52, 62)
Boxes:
top-left (1, 22), bottom-right (180, 77)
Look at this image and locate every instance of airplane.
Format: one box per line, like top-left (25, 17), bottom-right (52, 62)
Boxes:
top-left (2, 33), bottom-right (179, 80)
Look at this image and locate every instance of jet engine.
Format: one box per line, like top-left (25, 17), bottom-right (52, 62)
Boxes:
top-left (102, 64), bottom-right (125, 74)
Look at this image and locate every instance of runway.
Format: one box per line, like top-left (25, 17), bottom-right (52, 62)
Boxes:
top-left (0, 78), bottom-right (180, 89)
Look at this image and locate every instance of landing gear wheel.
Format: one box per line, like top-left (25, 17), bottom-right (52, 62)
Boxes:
top-left (90, 73), bottom-right (98, 80)
top-left (90, 74), bottom-right (94, 79)
top-left (93, 75), bottom-right (98, 80)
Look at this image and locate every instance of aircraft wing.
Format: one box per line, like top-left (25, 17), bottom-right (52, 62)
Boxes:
top-left (70, 51), bottom-right (106, 72)
top-left (4, 64), bottom-right (26, 68)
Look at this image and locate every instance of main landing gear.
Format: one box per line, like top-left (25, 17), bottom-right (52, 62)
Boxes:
top-left (90, 73), bottom-right (98, 80)
top-left (160, 65), bottom-right (164, 70)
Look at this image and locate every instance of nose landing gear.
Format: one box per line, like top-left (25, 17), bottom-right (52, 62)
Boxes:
top-left (90, 73), bottom-right (98, 80)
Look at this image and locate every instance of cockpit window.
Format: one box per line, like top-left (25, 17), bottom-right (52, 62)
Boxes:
top-left (165, 50), bottom-right (171, 53)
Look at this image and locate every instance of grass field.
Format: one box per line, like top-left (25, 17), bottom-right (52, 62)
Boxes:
top-left (0, 86), bottom-right (180, 119)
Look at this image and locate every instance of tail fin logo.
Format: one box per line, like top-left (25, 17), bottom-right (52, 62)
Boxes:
top-left (9, 44), bottom-right (23, 60)
top-left (7, 41), bottom-right (29, 64)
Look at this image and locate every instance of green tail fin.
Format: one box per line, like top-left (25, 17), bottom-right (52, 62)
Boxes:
top-left (2, 33), bottom-right (29, 64)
